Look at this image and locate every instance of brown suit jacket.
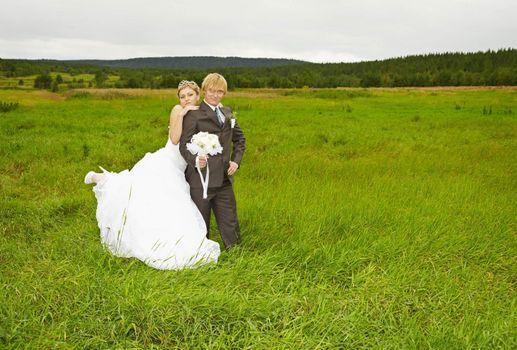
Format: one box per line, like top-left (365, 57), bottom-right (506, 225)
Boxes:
top-left (179, 101), bottom-right (245, 188)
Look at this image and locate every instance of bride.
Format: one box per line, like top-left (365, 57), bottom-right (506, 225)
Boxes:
top-left (84, 80), bottom-right (220, 270)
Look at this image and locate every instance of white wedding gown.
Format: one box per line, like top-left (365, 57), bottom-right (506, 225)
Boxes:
top-left (91, 139), bottom-right (220, 270)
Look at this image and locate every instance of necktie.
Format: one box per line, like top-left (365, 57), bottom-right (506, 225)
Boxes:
top-left (215, 107), bottom-right (225, 127)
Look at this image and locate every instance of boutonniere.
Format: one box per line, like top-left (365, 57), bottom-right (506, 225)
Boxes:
top-left (230, 112), bottom-right (237, 128)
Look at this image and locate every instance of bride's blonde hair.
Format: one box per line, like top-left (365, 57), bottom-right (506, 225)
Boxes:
top-left (177, 80), bottom-right (200, 97)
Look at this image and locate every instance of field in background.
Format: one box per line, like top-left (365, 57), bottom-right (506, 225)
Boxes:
top-left (1, 87), bottom-right (516, 348)
top-left (0, 72), bottom-right (120, 90)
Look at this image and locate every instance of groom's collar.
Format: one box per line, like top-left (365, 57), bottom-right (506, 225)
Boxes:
top-left (203, 100), bottom-right (217, 111)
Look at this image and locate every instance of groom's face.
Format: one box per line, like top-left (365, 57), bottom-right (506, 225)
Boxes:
top-left (204, 88), bottom-right (225, 106)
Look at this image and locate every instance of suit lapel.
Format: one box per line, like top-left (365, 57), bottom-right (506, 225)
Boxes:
top-left (200, 101), bottom-right (221, 128)
top-left (220, 107), bottom-right (232, 130)
top-left (219, 107), bottom-right (231, 129)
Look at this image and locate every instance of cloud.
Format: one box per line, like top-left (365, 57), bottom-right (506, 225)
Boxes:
top-left (1, 0), bottom-right (516, 62)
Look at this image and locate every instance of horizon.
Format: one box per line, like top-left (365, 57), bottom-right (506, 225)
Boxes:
top-left (2, 48), bottom-right (515, 65)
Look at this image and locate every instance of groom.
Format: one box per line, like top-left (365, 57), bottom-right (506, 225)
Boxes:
top-left (179, 73), bottom-right (246, 248)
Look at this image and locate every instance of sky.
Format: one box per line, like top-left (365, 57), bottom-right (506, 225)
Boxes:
top-left (1, 0), bottom-right (516, 63)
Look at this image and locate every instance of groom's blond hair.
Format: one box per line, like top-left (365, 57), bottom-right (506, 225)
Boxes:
top-left (202, 73), bottom-right (228, 94)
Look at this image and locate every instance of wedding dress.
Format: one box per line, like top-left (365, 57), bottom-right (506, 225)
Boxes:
top-left (90, 138), bottom-right (220, 269)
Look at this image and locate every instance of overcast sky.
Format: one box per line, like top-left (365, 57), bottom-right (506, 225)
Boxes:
top-left (1, 0), bottom-right (515, 63)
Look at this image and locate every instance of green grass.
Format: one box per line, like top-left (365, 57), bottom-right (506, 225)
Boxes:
top-left (0, 72), bottom-right (118, 90)
top-left (1, 87), bottom-right (516, 349)
top-left (0, 75), bottom-right (36, 89)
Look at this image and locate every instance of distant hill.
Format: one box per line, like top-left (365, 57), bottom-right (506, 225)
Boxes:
top-left (65, 56), bottom-right (309, 69)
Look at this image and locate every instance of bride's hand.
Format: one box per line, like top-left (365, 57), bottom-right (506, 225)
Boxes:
top-left (180, 105), bottom-right (199, 118)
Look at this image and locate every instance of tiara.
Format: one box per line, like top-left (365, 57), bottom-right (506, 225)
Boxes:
top-left (178, 80), bottom-right (197, 90)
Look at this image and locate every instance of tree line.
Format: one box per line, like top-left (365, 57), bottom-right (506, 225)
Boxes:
top-left (1, 49), bottom-right (516, 89)
top-left (66, 56), bottom-right (307, 69)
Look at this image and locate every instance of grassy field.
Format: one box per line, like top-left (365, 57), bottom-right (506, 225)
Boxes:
top-left (0, 72), bottom-right (120, 90)
top-left (1, 87), bottom-right (516, 349)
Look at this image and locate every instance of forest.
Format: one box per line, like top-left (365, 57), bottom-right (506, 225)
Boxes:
top-left (1, 49), bottom-right (516, 89)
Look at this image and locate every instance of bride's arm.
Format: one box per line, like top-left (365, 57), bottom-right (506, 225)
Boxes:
top-left (169, 105), bottom-right (183, 145)
top-left (169, 105), bottom-right (199, 144)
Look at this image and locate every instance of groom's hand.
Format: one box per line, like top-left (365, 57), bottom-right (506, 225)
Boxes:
top-left (228, 161), bottom-right (238, 176)
top-left (197, 156), bottom-right (208, 169)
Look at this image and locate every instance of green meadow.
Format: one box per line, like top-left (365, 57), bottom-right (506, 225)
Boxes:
top-left (1, 87), bottom-right (516, 349)
top-left (0, 73), bottom-right (119, 90)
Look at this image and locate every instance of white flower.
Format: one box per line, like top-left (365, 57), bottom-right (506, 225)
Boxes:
top-left (186, 132), bottom-right (224, 199)
top-left (186, 132), bottom-right (223, 156)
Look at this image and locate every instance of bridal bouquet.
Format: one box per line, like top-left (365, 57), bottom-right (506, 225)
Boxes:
top-left (186, 132), bottom-right (223, 199)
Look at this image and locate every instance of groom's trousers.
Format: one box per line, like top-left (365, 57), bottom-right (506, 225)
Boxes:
top-left (190, 179), bottom-right (241, 249)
